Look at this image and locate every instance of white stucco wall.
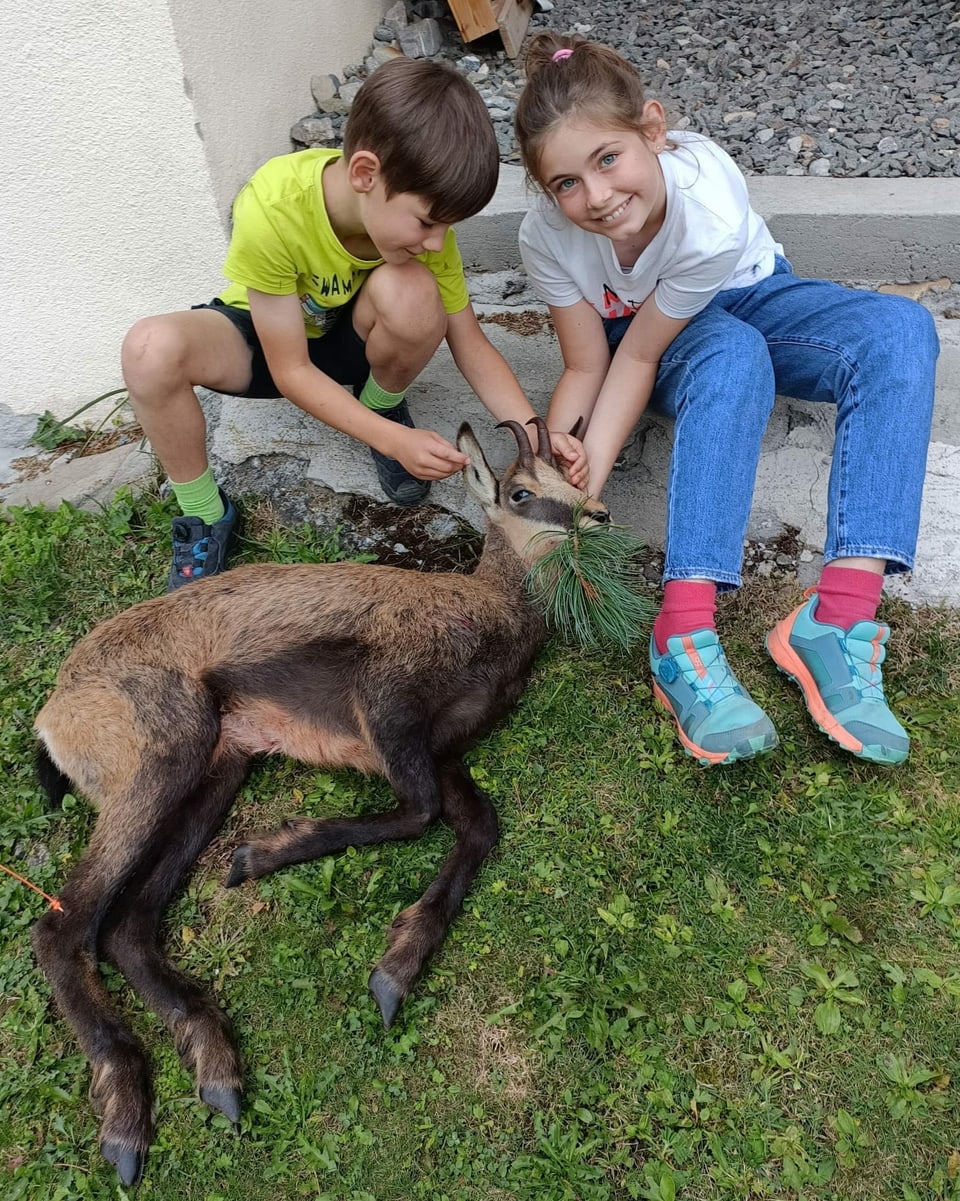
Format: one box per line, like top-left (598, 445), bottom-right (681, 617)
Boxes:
top-left (167, 0), bottom-right (388, 224)
top-left (1, 0), bottom-right (385, 424)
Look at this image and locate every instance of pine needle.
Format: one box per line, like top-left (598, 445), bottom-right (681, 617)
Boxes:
top-left (524, 509), bottom-right (655, 651)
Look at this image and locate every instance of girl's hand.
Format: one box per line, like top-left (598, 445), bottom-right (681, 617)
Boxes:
top-left (548, 432), bottom-right (590, 492)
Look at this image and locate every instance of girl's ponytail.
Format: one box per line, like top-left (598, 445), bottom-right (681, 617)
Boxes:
top-left (522, 31), bottom-right (583, 80)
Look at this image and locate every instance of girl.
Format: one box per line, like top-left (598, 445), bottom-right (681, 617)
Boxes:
top-left (514, 32), bottom-right (939, 767)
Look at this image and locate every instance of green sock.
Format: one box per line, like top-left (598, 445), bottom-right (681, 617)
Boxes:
top-left (358, 373), bottom-right (406, 412)
top-left (170, 468), bottom-right (225, 524)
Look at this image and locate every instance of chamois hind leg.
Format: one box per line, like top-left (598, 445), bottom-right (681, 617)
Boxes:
top-left (99, 749), bottom-right (251, 1133)
top-left (226, 727), bottom-right (444, 887)
top-left (32, 674), bottom-right (221, 1186)
top-left (369, 759), bottom-right (499, 1028)
top-left (32, 801), bottom-right (207, 1186)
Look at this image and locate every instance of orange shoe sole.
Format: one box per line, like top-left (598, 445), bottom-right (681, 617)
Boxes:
top-left (766, 606), bottom-right (864, 755)
top-left (652, 680), bottom-right (744, 766)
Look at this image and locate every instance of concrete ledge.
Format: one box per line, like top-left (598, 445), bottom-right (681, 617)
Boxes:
top-left (459, 166), bottom-right (960, 282)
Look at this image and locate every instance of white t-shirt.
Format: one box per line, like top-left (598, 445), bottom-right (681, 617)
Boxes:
top-left (518, 132), bottom-right (782, 321)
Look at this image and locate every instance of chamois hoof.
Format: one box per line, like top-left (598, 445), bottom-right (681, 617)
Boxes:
top-left (200, 1083), bottom-right (242, 1125)
top-left (224, 846), bottom-right (252, 888)
top-left (369, 966), bottom-right (405, 1030)
top-left (101, 1141), bottom-right (145, 1188)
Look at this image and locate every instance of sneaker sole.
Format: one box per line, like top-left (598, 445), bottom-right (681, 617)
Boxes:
top-left (766, 612), bottom-right (907, 766)
top-left (652, 680), bottom-right (776, 766)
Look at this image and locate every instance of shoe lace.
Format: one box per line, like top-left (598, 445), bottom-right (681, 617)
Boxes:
top-left (846, 634), bottom-right (886, 702)
top-left (803, 587), bottom-right (887, 703)
top-left (677, 637), bottom-right (742, 707)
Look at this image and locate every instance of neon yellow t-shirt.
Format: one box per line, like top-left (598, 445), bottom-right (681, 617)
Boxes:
top-left (219, 148), bottom-right (470, 339)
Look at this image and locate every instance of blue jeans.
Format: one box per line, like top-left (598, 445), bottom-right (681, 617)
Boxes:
top-left (606, 257), bottom-right (940, 589)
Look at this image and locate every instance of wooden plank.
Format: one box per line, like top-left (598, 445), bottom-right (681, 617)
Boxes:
top-left (446, 0), bottom-right (498, 43)
top-left (446, 0), bottom-right (532, 57)
top-left (494, 0), bottom-right (532, 58)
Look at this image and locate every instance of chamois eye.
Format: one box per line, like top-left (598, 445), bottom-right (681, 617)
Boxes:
top-left (511, 488), bottom-right (532, 503)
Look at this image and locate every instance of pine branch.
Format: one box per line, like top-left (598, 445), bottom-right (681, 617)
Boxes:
top-left (524, 509), bottom-right (655, 652)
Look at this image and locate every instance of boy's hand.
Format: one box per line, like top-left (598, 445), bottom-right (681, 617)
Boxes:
top-left (390, 425), bottom-right (469, 481)
top-left (548, 432), bottom-right (590, 492)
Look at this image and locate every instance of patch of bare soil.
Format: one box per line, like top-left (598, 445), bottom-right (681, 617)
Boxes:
top-left (232, 461), bottom-right (487, 575)
top-left (478, 310), bottom-right (554, 336)
top-left (337, 493), bottom-right (485, 571)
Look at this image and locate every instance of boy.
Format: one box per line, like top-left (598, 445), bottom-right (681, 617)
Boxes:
top-left (122, 57), bottom-right (587, 589)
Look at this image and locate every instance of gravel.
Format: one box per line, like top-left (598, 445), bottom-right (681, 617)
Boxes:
top-left (303, 0), bottom-right (960, 180)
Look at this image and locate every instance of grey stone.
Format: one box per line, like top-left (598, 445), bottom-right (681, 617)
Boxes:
top-left (382, 0), bottom-right (407, 29)
top-left (398, 18), bottom-right (443, 59)
top-left (309, 73), bottom-right (339, 107)
top-left (290, 114), bottom-right (336, 146)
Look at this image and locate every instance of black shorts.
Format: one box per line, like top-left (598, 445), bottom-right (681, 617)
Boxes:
top-left (192, 296), bottom-right (370, 399)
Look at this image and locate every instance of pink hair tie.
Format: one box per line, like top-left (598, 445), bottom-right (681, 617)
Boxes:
top-left (552, 48), bottom-right (573, 62)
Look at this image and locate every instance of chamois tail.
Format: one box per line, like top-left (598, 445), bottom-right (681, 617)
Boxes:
top-left (35, 741), bottom-right (72, 809)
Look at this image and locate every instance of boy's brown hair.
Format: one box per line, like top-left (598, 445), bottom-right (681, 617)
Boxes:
top-left (344, 58), bottom-right (499, 224)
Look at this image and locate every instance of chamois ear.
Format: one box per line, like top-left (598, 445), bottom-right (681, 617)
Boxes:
top-left (457, 423), bottom-right (498, 513)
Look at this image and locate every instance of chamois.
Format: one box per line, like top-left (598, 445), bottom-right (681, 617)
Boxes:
top-left (31, 417), bottom-right (610, 1185)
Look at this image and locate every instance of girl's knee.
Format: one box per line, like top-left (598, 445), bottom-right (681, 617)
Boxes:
top-left (675, 320), bottom-right (774, 398)
top-left (895, 296), bottom-right (939, 359)
top-left (866, 294), bottom-right (939, 358)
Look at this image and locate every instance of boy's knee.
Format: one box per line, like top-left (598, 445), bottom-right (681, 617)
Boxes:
top-left (362, 262), bottom-right (446, 339)
top-left (121, 316), bottom-right (190, 391)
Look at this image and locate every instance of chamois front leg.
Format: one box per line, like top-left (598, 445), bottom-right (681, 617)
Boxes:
top-left (369, 759), bottom-right (499, 1028)
top-left (225, 805), bottom-right (440, 886)
top-left (225, 732), bottom-right (443, 887)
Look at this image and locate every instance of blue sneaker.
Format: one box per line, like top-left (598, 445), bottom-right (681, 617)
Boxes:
top-left (766, 591), bottom-right (909, 765)
top-left (167, 489), bottom-right (238, 591)
top-left (650, 630), bottom-right (779, 765)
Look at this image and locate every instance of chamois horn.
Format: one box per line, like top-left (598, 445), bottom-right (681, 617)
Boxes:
top-left (495, 419), bottom-right (537, 471)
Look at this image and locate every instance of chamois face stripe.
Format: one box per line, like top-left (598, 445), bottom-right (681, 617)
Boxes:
top-left (518, 495), bottom-right (580, 529)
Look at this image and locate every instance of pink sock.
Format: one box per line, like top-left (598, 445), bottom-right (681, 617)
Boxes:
top-left (653, 580), bottom-right (718, 654)
top-left (813, 565), bottom-right (884, 630)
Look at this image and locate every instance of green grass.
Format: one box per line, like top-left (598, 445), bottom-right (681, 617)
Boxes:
top-left (2, 487), bottom-right (960, 1200)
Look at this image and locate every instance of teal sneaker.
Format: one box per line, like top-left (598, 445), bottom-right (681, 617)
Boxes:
top-left (650, 630), bottom-right (779, 766)
top-left (766, 591), bottom-right (909, 765)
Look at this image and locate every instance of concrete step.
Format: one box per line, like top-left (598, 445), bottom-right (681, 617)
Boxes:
top-left (198, 304), bottom-right (958, 606)
top-left (459, 166), bottom-right (960, 282)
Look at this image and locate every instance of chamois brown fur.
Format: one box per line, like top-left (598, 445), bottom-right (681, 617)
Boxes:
top-left (31, 419), bottom-right (610, 1185)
